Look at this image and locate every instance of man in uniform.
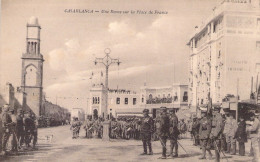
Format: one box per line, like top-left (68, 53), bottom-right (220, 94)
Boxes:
top-left (199, 110), bottom-right (212, 160)
top-left (158, 107), bottom-right (170, 159)
top-left (140, 109), bottom-right (154, 155)
top-left (192, 116), bottom-right (200, 146)
top-left (168, 109), bottom-right (179, 158)
top-left (30, 113), bottom-right (38, 149)
top-left (16, 108), bottom-right (24, 149)
top-left (225, 113), bottom-right (238, 155)
top-left (246, 111), bottom-right (259, 162)
top-left (0, 106), bottom-right (2, 153)
top-left (210, 106), bottom-right (224, 162)
top-left (9, 108), bottom-right (18, 153)
top-left (1, 104), bottom-right (13, 155)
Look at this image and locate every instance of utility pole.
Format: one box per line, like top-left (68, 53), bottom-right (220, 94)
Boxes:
top-left (94, 48), bottom-right (121, 141)
top-left (94, 48), bottom-right (121, 120)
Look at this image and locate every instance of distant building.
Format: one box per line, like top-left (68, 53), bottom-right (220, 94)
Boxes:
top-left (71, 108), bottom-right (85, 121)
top-left (87, 83), bottom-right (188, 118)
top-left (187, 0), bottom-right (260, 112)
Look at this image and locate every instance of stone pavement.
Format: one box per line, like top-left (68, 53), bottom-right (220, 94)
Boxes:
top-left (0, 125), bottom-right (255, 162)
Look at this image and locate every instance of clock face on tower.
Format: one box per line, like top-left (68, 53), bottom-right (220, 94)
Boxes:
top-left (25, 65), bottom-right (37, 86)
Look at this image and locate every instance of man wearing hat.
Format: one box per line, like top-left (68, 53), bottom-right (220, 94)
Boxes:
top-left (225, 113), bottom-right (238, 155)
top-left (158, 107), bottom-right (170, 159)
top-left (139, 109), bottom-right (153, 155)
top-left (210, 106), bottom-right (224, 162)
top-left (192, 115), bottom-right (200, 146)
top-left (1, 104), bottom-right (13, 155)
top-left (168, 109), bottom-right (179, 158)
top-left (16, 108), bottom-right (24, 149)
top-left (9, 108), bottom-right (18, 153)
top-left (199, 110), bottom-right (212, 160)
top-left (246, 111), bottom-right (259, 162)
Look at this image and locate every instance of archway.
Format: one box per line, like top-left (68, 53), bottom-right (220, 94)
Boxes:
top-left (93, 109), bottom-right (98, 120)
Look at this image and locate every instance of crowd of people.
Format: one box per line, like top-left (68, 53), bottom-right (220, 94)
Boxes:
top-left (70, 114), bottom-right (188, 141)
top-left (70, 106), bottom-right (260, 162)
top-left (189, 107), bottom-right (260, 162)
top-left (0, 104), bottom-right (38, 156)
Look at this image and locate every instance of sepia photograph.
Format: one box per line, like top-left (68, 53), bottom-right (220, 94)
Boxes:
top-left (0, 0), bottom-right (260, 161)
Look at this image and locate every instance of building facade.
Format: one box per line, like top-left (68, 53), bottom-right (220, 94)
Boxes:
top-left (71, 108), bottom-right (85, 121)
top-left (21, 17), bottom-right (44, 117)
top-left (87, 83), bottom-right (188, 118)
top-left (188, 0), bottom-right (260, 111)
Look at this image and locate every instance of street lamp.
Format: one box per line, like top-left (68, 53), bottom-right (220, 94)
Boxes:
top-left (94, 48), bottom-right (121, 141)
top-left (94, 48), bottom-right (121, 120)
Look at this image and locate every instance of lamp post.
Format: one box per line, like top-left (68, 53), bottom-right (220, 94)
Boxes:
top-left (94, 48), bottom-right (121, 141)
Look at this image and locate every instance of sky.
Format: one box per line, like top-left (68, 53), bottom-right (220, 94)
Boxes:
top-left (0, 0), bottom-right (222, 110)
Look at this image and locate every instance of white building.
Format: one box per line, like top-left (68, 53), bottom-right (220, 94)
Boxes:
top-left (86, 83), bottom-right (188, 118)
top-left (187, 0), bottom-right (260, 112)
top-left (71, 108), bottom-right (85, 121)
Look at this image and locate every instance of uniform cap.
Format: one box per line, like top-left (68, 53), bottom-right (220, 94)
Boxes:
top-left (143, 109), bottom-right (149, 113)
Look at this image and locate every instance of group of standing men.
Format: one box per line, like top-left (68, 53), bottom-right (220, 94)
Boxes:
top-left (0, 104), bottom-right (38, 156)
top-left (139, 107), bottom-right (180, 159)
top-left (192, 106), bottom-right (260, 162)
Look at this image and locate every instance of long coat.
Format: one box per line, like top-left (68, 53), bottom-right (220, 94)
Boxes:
top-left (235, 120), bottom-right (247, 143)
top-left (158, 114), bottom-right (170, 137)
top-left (199, 117), bottom-right (212, 140)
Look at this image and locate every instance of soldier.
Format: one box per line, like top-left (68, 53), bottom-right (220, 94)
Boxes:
top-left (9, 108), bottom-right (18, 153)
top-left (24, 111), bottom-right (36, 148)
top-left (234, 115), bottom-right (247, 156)
top-left (246, 111), bottom-right (259, 162)
top-left (198, 110), bottom-right (212, 160)
top-left (158, 107), bottom-right (170, 159)
top-left (225, 113), bottom-right (238, 155)
top-left (70, 117), bottom-right (81, 139)
top-left (30, 113), bottom-right (38, 149)
top-left (1, 104), bottom-right (13, 155)
top-left (0, 106), bottom-right (2, 153)
top-left (192, 116), bottom-right (200, 146)
top-left (139, 109), bottom-right (154, 155)
top-left (168, 109), bottom-right (179, 158)
top-left (210, 106), bottom-right (224, 162)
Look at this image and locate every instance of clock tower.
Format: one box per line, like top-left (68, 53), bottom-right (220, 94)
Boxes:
top-left (21, 17), bottom-right (44, 116)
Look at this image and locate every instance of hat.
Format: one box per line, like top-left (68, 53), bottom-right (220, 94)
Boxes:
top-left (143, 109), bottom-right (149, 113)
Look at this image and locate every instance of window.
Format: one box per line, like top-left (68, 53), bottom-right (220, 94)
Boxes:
top-left (133, 98), bottom-right (137, 105)
top-left (97, 97), bottom-right (100, 104)
top-left (142, 98), bottom-right (144, 103)
top-left (116, 97), bottom-right (120, 104)
top-left (125, 98), bottom-right (128, 105)
top-left (93, 97), bottom-right (95, 104)
top-left (183, 91), bottom-right (188, 102)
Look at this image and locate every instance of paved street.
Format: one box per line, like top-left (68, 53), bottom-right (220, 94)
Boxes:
top-left (0, 125), bottom-right (255, 162)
